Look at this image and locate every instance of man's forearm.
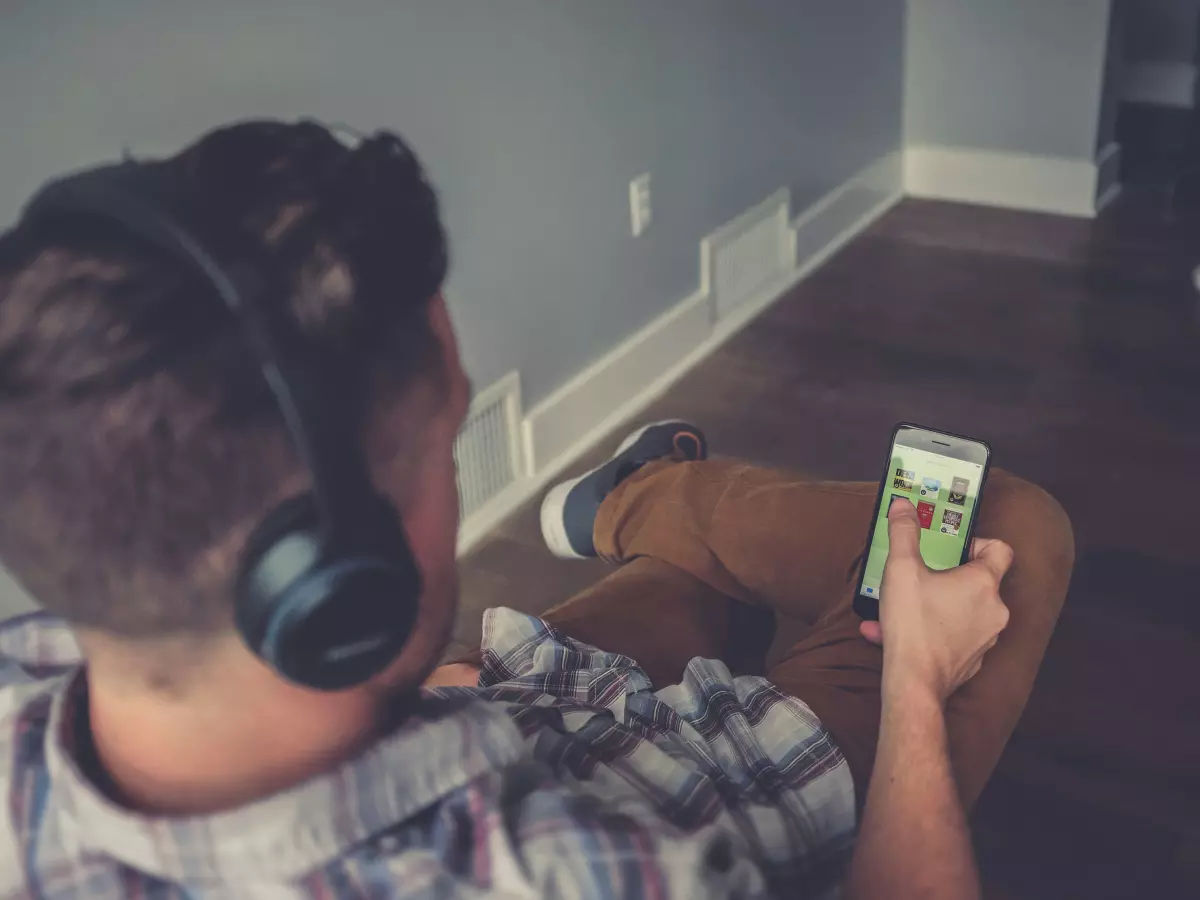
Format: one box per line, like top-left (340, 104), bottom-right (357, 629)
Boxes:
top-left (844, 685), bottom-right (981, 900)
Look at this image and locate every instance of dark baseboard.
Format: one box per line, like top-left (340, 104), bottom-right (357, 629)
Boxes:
top-left (1117, 101), bottom-right (1195, 183)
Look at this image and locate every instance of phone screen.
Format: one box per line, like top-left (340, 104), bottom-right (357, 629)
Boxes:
top-left (858, 434), bottom-right (986, 602)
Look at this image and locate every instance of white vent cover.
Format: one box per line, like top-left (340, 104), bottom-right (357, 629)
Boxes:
top-left (708, 189), bottom-right (792, 321)
top-left (454, 371), bottom-right (524, 520)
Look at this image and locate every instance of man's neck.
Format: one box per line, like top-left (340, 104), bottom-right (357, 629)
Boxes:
top-left (83, 641), bottom-right (386, 815)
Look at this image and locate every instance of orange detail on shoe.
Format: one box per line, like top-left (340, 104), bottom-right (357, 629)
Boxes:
top-left (672, 431), bottom-right (703, 460)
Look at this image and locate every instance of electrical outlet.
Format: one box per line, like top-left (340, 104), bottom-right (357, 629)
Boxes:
top-left (630, 173), bottom-right (651, 236)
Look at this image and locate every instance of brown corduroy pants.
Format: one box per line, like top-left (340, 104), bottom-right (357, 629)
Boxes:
top-left (514, 459), bottom-right (1076, 809)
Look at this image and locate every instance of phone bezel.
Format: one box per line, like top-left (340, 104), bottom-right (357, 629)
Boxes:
top-left (853, 423), bottom-right (992, 621)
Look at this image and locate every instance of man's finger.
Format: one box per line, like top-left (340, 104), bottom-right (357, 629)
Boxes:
top-left (886, 497), bottom-right (923, 561)
top-left (970, 536), bottom-right (1004, 560)
top-left (859, 620), bottom-right (883, 646)
top-left (971, 538), bottom-right (1015, 582)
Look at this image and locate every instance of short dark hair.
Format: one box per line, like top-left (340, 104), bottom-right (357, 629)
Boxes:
top-left (0, 120), bottom-right (449, 637)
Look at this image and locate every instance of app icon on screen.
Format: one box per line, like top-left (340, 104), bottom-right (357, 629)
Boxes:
top-left (919, 477), bottom-right (941, 500)
top-left (893, 468), bottom-right (916, 492)
top-left (940, 509), bottom-right (963, 536)
top-left (917, 501), bottom-right (936, 529)
top-left (948, 476), bottom-right (970, 507)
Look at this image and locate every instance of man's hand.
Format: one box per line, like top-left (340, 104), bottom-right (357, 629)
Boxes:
top-left (423, 663), bottom-right (482, 689)
top-left (845, 497), bottom-right (1015, 900)
top-left (860, 497), bottom-right (1013, 704)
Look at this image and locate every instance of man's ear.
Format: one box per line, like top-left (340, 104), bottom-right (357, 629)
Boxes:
top-left (425, 292), bottom-right (470, 420)
top-left (427, 293), bottom-right (460, 370)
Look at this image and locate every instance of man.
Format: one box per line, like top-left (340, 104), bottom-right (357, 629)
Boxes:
top-left (0, 120), bottom-right (1074, 899)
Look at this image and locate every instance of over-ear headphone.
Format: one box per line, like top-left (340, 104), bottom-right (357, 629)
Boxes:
top-left (19, 133), bottom-right (424, 691)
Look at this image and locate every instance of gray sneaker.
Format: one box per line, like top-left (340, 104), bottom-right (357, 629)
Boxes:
top-left (539, 420), bottom-right (707, 559)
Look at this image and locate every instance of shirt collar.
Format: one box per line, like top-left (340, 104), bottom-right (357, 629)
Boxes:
top-left (43, 673), bottom-right (524, 883)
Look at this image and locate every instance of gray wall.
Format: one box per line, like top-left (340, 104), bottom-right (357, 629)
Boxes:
top-left (0, 0), bottom-right (904, 409)
top-left (0, 568), bottom-right (36, 619)
top-left (905, 0), bottom-right (1113, 160)
top-left (0, 0), bottom-right (905, 617)
top-left (1125, 0), bottom-right (1199, 63)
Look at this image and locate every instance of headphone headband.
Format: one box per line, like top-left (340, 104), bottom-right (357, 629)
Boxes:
top-left (22, 159), bottom-right (377, 546)
top-left (16, 124), bottom-right (425, 689)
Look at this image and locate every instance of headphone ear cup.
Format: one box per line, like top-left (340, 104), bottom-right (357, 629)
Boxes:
top-left (264, 551), bottom-right (421, 691)
top-left (235, 491), bottom-right (423, 691)
top-left (234, 492), bottom-right (323, 660)
top-left (239, 493), bottom-right (321, 576)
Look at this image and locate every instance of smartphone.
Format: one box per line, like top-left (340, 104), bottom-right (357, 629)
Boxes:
top-left (853, 424), bottom-right (991, 621)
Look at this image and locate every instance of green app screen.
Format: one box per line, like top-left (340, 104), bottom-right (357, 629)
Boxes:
top-left (859, 443), bottom-right (984, 601)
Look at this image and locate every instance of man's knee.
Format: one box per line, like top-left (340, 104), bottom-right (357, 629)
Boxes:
top-left (983, 470), bottom-right (1076, 578)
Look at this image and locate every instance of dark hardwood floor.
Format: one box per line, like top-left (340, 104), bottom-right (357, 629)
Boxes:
top-left (456, 183), bottom-right (1200, 897)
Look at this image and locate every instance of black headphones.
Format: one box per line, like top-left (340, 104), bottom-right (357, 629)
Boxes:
top-left (19, 139), bottom-right (423, 691)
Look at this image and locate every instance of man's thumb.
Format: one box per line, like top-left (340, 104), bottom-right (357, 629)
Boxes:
top-left (887, 497), bottom-right (923, 560)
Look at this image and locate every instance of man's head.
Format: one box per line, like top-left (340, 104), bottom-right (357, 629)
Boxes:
top-left (0, 121), bottom-right (469, 694)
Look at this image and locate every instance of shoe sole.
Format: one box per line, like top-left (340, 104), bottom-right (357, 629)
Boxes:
top-left (540, 419), bottom-right (697, 560)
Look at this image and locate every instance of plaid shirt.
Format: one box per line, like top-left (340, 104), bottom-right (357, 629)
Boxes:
top-left (0, 607), bottom-right (855, 899)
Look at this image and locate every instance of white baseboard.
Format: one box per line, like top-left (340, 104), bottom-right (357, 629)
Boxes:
top-left (904, 143), bottom-right (1116, 218)
top-left (790, 151), bottom-right (902, 275)
top-left (521, 286), bottom-right (712, 477)
top-left (712, 152), bottom-right (904, 342)
top-left (1122, 61), bottom-right (1196, 108)
top-left (457, 151), bottom-right (904, 555)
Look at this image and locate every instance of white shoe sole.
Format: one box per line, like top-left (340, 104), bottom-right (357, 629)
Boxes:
top-left (539, 420), bottom-right (696, 560)
top-left (540, 476), bottom-right (588, 559)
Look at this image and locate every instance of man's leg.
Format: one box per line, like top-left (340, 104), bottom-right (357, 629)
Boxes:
top-left (943, 473), bottom-right (1074, 804)
top-left (593, 460), bottom-right (881, 623)
top-left (531, 458), bottom-right (874, 688)
top-left (593, 460), bottom-right (1074, 809)
top-left (443, 424), bottom-right (773, 687)
top-left (441, 554), bottom-right (771, 687)
top-left (539, 557), bottom-right (774, 687)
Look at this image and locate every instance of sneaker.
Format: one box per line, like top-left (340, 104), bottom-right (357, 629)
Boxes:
top-left (540, 420), bottom-right (707, 559)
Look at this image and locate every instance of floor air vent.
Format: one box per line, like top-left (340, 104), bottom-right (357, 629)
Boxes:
top-left (454, 372), bottom-right (524, 520)
top-left (707, 189), bottom-right (792, 321)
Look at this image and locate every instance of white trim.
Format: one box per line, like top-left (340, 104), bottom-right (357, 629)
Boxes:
top-left (704, 188), bottom-right (794, 322)
top-left (1122, 61), bottom-right (1196, 109)
top-left (702, 187), bottom-right (792, 252)
top-left (792, 152), bottom-right (902, 234)
top-left (1095, 141), bottom-right (1121, 170)
top-left (455, 470), bottom-right (542, 554)
top-left (465, 369), bottom-right (522, 432)
top-left (467, 368), bottom-right (526, 485)
top-left (713, 156), bottom-right (903, 346)
top-left (521, 287), bottom-right (712, 475)
top-left (457, 152), bottom-right (904, 555)
top-left (904, 144), bottom-right (1111, 218)
top-left (453, 370), bottom-right (527, 551)
top-left (1094, 141), bottom-right (1123, 214)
